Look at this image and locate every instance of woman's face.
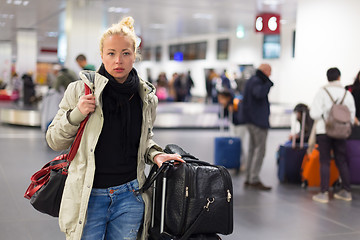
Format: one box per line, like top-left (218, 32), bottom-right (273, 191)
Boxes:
top-left (101, 34), bottom-right (135, 84)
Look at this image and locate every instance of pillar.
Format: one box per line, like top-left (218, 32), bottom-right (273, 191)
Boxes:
top-left (16, 30), bottom-right (37, 78)
top-left (0, 41), bottom-right (12, 86)
top-left (63, 0), bottom-right (105, 73)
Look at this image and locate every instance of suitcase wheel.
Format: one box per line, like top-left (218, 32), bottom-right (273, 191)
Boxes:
top-left (301, 180), bottom-right (308, 189)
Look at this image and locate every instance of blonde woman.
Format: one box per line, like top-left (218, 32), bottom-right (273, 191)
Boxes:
top-left (46, 16), bottom-right (183, 240)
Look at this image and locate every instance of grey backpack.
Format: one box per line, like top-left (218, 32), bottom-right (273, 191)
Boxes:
top-left (323, 88), bottom-right (352, 139)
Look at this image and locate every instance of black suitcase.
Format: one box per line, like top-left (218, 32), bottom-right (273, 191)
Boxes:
top-left (138, 144), bottom-right (232, 240)
top-left (277, 109), bottom-right (307, 183)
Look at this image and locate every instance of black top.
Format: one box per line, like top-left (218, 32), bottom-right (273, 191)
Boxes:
top-left (93, 66), bottom-right (142, 188)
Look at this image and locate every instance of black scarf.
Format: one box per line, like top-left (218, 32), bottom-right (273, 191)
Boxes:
top-left (98, 64), bottom-right (140, 147)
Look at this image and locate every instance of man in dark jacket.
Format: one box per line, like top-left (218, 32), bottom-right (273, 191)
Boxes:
top-left (242, 63), bottom-right (273, 190)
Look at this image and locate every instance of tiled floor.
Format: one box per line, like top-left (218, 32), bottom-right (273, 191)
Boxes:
top-left (1, 124), bottom-right (359, 240)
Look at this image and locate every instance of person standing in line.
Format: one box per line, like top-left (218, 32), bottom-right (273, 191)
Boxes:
top-left (310, 67), bottom-right (355, 203)
top-left (76, 54), bottom-right (96, 71)
top-left (241, 63), bottom-right (273, 191)
top-left (347, 70), bottom-right (360, 123)
top-left (46, 16), bottom-right (183, 240)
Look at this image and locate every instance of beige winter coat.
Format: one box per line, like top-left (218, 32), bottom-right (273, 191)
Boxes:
top-left (46, 70), bottom-right (162, 240)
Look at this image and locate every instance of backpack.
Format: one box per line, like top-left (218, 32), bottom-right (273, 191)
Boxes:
top-left (322, 87), bottom-right (352, 139)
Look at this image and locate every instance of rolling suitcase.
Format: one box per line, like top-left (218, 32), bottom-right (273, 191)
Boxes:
top-left (346, 126), bottom-right (360, 184)
top-left (301, 148), bottom-right (339, 188)
top-left (277, 110), bottom-right (307, 183)
top-left (214, 107), bottom-right (241, 171)
top-left (139, 144), bottom-right (232, 240)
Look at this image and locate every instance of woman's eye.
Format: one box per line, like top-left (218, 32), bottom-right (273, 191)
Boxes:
top-left (123, 52), bottom-right (130, 56)
top-left (108, 52), bottom-right (114, 56)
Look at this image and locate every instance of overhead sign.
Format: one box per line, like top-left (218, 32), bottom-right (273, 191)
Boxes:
top-left (255, 13), bottom-right (280, 34)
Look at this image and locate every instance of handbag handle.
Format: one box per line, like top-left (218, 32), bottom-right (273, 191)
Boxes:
top-left (137, 158), bottom-right (213, 194)
top-left (67, 83), bottom-right (92, 162)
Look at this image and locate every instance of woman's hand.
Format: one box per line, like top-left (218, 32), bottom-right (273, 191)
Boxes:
top-left (77, 94), bottom-right (96, 116)
top-left (153, 153), bottom-right (185, 168)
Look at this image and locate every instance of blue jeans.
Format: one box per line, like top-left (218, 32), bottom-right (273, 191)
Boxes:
top-left (81, 179), bottom-right (145, 240)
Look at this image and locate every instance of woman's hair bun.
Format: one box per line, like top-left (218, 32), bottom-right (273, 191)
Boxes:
top-left (120, 16), bottom-right (134, 32)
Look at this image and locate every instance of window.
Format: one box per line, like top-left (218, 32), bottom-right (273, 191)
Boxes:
top-left (217, 39), bottom-right (229, 60)
top-left (263, 35), bottom-right (280, 59)
top-left (169, 41), bottom-right (207, 61)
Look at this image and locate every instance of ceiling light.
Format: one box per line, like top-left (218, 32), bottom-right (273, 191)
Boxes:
top-left (6, 0), bottom-right (12, 4)
top-left (13, 0), bottom-right (22, 5)
top-left (108, 7), bottom-right (130, 13)
top-left (193, 13), bottom-right (213, 20)
top-left (23, 1), bottom-right (29, 6)
top-left (149, 23), bottom-right (164, 29)
top-left (236, 25), bottom-right (245, 39)
top-left (263, 0), bottom-right (283, 5)
top-left (46, 32), bottom-right (58, 37)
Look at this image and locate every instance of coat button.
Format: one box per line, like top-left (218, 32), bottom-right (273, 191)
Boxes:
top-left (79, 220), bottom-right (82, 224)
top-left (90, 149), bottom-right (93, 152)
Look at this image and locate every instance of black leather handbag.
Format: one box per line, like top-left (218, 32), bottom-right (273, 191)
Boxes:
top-left (24, 83), bottom-right (91, 217)
top-left (139, 144), bottom-right (233, 240)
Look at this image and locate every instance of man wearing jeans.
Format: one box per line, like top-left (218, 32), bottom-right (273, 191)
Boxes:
top-left (310, 67), bottom-right (355, 203)
top-left (241, 63), bottom-right (273, 190)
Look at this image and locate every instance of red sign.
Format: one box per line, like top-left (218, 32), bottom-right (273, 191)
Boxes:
top-left (255, 13), bottom-right (280, 34)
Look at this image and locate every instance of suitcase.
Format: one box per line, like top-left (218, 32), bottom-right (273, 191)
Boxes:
top-left (214, 106), bottom-right (241, 171)
top-left (140, 144), bottom-right (232, 240)
top-left (301, 148), bottom-right (340, 188)
top-left (277, 110), bottom-right (307, 183)
top-left (277, 143), bottom-right (307, 183)
top-left (346, 139), bottom-right (360, 184)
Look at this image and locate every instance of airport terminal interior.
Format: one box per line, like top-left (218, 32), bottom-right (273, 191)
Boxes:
top-left (1, 0), bottom-right (360, 239)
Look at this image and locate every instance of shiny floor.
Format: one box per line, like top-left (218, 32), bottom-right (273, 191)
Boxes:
top-left (1, 124), bottom-right (360, 240)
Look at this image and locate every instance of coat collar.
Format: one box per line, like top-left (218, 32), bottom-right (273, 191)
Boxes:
top-left (79, 70), bottom-right (156, 104)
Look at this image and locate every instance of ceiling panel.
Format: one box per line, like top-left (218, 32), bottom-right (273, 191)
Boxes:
top-left (0, 0), bottom-right (297, 58)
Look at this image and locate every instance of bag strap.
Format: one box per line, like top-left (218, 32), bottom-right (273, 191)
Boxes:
top-left (67, 83), bottom-right (92, 162)
top-left (340, 90), bottom-right (347, 104)
top-left (179, 198), bottom-right (216, 240)
top-left (137, 158), bottom-right (214, 194)
top-left (24, 83), bottom-right (92, 200)
top-left (323, 87), bottom-right (335, 104)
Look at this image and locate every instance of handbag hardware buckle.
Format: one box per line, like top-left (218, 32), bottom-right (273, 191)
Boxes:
top-left (227, 190), bottom-right (232, 203)
top-left (204, 197), bottom-right (215, 211)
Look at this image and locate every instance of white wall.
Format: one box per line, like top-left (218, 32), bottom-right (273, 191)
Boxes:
top-left (286, 0), bottom-right (360, 105)
top-left (0, 42), bottom-right (12, 84)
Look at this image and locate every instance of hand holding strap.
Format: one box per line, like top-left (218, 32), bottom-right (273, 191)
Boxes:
top-left (67, 83), bottom-right (91, 162)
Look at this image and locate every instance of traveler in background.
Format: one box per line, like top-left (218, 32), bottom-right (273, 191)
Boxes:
top-left (289, 103), bottom-right (314, 143)
top-left (185, 70), bottom-right (194, 101)
top-left (46, 16), bottom-right (183, 240)
top-left (174, 71), bottom-right (194, 102)
top-left (220, 69), bottom-right (231, 91)
top-left (241, 63), bottom-right (273, 191)
top-left (310, 67), bottom-right (355, 203)
top-left (206, 69), bottom-right (220, 103)
top-left (41, 66), bottom-right (78, 132)
top-left (75, 54), bottom-right (96, 71)
top-left (155, 72), bottom-right (169, 102)
top-left (22, 72), bottom-right (36, 105)
top-left (347, 70), bottom-right (360, 124)
top-left (53, 67), bottom-right (78, 93)
top-left (168, 72), bottom-right (178, 101)
top-left (217, 90), bottom-right (249, 172)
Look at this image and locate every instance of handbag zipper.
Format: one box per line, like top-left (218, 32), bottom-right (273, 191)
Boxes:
top-left (218, 166), bottom-right (233, 234)
top-left (180, 164), bottom-right (191, 235)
